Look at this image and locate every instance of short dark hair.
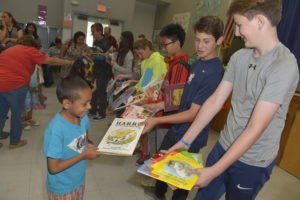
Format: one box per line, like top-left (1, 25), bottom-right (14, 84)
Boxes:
top-left (16, 35), bottom-right (39, 48)
top-left (159, 23), bottom-right (186, 47)
top-left (73, 31), bottom-right (86, 44)
top-left (56, 76), bottom-right (90, 103)
top-left (91, 23), bottom-right (104, 34)
top-left (194, 16), bottom-right (224, 41)
top-left (227, 0), bottom-right (282, 26)
top-left (55, 37), bottom-right (62, 44)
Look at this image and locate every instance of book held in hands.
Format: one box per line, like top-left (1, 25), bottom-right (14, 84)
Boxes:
top-left (97, 118), bottom-right (145, 156)
top-left (137, 149), bottom-right (203, 190)
top-left (121, 105), bottom-right (154, 119)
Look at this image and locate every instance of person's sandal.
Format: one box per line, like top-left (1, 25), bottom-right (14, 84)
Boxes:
top-left (0, 131), bottom-right (9, 140)
top-left (9, 139), bottom-right (27, 149)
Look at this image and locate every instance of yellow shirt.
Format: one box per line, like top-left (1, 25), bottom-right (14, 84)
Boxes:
top-left (135, 52), bottom-right (167, 92)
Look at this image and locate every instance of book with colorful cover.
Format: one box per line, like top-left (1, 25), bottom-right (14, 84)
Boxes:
top-left (111, 88), bottom-right (135, 110)
top-left (126, 93), bottom-right (148, 106)
top-left (137, 150), bottom-right (203, 190)
top-left (121, 105), bottom-right (154, 119)
top-left (163, 81), bottom-right (185, 112)
top-left (144, 79), bottom-right (163, 101)
top-left (97, 118), bottom-right (145, 156)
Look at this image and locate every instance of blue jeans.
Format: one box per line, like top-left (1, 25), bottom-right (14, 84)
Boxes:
top-left (0, 85), bottom-right (28, 145)
top-left (194, 142), bottom-right (275, 200)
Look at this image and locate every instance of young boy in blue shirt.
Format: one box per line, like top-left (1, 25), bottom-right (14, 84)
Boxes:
top-left (143, 16), bottom-right (225, 200)
top-left (44, 76), bottom-right (100, 200)
top-left (168, 0), bottom-right (299, 199)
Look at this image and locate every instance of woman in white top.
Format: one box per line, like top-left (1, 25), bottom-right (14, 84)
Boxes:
top-left (111, 31), bottom-right (134, 76)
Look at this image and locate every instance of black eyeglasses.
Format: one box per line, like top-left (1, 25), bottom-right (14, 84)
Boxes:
top-left (159, 40), bottom-right (176, 49)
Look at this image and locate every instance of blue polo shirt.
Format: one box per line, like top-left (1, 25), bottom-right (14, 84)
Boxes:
top-left (43, 113), bottom-right (90, 195)
top-left (171, 58), bottom-right (224, 150)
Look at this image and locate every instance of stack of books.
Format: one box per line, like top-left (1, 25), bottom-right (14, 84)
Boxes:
top-left (121, 105), bottom-right (154, 119)
top-left (137, 149), bottom-right (203, 190)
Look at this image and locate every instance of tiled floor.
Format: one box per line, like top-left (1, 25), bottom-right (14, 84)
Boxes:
top-left (1, 86), bottom-right (300, 200)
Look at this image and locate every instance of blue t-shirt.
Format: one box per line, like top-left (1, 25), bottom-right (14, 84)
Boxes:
top-left (171, 58), bottom-right (224, 150)
top-left (43, 113), bottom-right (90, 194)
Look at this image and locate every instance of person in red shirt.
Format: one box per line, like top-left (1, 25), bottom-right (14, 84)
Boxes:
top-left (0, 35), bottom-right (74, 149)
top-left (144, 23), bottom-right (190, 113)
top-left (104, 26), bottom-right (118, 50)
top-left (137, 23), bottom-right (190, 164)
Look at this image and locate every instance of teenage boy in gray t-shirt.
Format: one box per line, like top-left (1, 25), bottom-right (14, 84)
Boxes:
top-left (168, 0), bottom-right (299, 199)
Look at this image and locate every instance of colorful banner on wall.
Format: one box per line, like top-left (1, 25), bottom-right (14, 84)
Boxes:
top-left (63, 12), bottom-right (73, 28)
top-left (38, 5), bottom-right (47, 26)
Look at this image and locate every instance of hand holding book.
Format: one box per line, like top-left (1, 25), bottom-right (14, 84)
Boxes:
top-left (84, 145), bottom-right (101, 160)
top-left (188, 166), bottom-right (217, 188)
top-left (141, 117), bottom-right (158, 135)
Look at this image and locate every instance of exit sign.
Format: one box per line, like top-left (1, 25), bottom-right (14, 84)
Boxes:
top-left (97, 4), bottom-right (107, 12)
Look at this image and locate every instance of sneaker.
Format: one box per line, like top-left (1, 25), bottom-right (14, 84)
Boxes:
top-left (0, 131), bottom-right (9, 140)
top-left (93, 115), bottom-right (106, 120)
top-left (9, 139), bottom-right (27, 149)
top-left (27, 120), bottom-right (40, 126)
top-left (144, 188), bottom-right (166, 200)
top-left (23, 124), bottom-right (32, 131)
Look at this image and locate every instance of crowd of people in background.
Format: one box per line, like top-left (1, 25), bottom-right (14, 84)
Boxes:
top-left (0, 0), bottom-right (299, 199)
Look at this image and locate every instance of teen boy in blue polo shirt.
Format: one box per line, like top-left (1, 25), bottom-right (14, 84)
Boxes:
top-left (142, 16), bottom-right (225, 200)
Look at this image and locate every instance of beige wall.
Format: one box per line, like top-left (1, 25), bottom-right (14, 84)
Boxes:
top-left (0, 0), bottom-right (63, 28)
top-left (154, 0), bottom-right (232, 54)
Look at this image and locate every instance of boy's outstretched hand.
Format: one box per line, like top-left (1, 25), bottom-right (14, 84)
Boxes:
top-left (189, 167), bottom-right (217, 188)
top-left (84, 144), bottom-right (100, 160)
top-left (142, 118), bottom-right (158, 134)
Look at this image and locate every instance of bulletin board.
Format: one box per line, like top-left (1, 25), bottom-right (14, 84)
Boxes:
top-left (192, 0), bottom-right (221, 23)
top-left (172, 12), bottom-right (191, 33)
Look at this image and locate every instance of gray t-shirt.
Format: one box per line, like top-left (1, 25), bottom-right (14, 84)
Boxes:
top-left (220, 43), bottom-right (299, 167)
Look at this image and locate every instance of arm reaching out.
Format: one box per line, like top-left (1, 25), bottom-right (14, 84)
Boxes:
top-left (167, 80), bottom-right (233, 152)
top-left (44, 57), bottom-right (74, 66)
top-left (191, 100), bottom-right (280, 188)
top-left (142, 103), bottom-right (201, 134)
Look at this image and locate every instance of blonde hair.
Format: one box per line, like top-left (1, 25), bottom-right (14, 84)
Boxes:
top-left (133, 39), bottom-right (153, 51)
